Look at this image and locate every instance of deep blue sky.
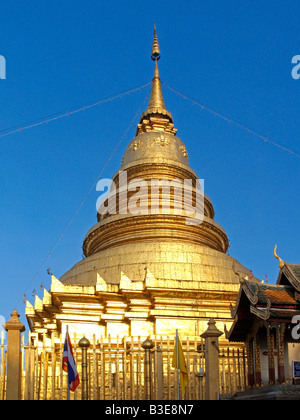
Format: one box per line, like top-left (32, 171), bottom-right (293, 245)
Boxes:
top-left (0, 1), bottom-right (299, 330)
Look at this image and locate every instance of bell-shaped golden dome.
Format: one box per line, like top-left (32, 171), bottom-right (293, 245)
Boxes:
top-left (82, 26), bottom-right (229, 258)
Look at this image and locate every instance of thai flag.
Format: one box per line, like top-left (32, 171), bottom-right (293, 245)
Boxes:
top-left (63, 329), bottom-right (80, 392)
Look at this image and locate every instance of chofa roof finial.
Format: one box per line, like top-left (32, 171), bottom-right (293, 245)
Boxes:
top-left (274, 244), bottom-right (285, 269)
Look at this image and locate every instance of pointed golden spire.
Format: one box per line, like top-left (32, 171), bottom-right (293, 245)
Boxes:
top-left (147, 60), bottom-right (166, 110)
top-left (136, 26), bottom-right (177, 136)
top-left (151, 25), bottom-right (161, 61)
top-left (147, 25), bottom-right (166, 111)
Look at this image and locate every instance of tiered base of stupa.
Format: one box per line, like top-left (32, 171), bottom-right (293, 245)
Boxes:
top-left (26, 241), bottom-right (258, 345)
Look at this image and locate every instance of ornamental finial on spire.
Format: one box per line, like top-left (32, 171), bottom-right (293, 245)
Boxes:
top-left (151, 25), bottom-right (161, 61)
top-left (136, 26), bottom-right (177, 136)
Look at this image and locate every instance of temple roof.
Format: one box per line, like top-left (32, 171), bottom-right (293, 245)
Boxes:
top-left (277, 262), bottom-right (300, 292)
top-left (274, 244), bottom-right (300, 291)
top-left (226, 269), bottom-right (300, 342)
top-left (226, 248), bottom-right (300, 342)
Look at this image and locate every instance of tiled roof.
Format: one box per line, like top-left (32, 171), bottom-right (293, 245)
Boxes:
top-left (243, 280), bottom-right (297, 306)
top-left (287, 264), bottom-right (300, 281)
top-left (258, 284), bottom-right (296, 305)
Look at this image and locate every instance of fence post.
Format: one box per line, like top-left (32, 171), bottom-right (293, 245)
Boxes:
top-left (79, 336), bottom-right (90, 400)
top-left (142, 338), bottom-right (154, 400)
top-left (3, 309), bottom-right (25, 400)
top-left (24, 334), bottom-right (35, 400)
top-left (200, 318), bottom-right (223, 400)
top-left (156, 345), bottom-right (164, 400)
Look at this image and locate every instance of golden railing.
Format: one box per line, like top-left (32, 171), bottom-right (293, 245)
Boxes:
top-left (0, 331), bottom-right (6, 400)
top-left (219, 347), bottom-right (248, 395)
top-left (0, 331), bottom-right (248, 400)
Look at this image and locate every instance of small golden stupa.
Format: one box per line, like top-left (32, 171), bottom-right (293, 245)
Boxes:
top-left (26, 27), bottom-right (260, 342)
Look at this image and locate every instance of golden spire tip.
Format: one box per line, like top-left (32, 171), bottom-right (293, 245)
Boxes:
top-left (136, 26), bottom-right (176, 136)
top-left (151, 24), bottom-right (161, 61)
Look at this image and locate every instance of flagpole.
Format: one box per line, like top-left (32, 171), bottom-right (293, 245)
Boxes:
top-left (66, 325), bottom-right (70, 401)
top-left (176, 329), bottom-right (179, 400)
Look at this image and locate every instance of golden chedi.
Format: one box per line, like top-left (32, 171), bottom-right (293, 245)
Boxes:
top-left (26, 27), bottom-right (260, 342)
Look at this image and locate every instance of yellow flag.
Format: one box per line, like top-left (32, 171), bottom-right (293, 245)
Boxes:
top-left (172, 336), bottom-right (189, 396)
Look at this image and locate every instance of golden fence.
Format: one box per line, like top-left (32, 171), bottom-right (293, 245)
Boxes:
top-left (219, 348), bottom-right (248, 395)
top-left (0, 331), bottom-right (248, 400)
top-left (0, 332), bottom-right (6, 400)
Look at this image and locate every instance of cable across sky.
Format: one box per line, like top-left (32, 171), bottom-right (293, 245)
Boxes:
top-left (0, 82), bottom-right (151, 140)
top-left (1, 78), bottom-right (299, 160)
top-left (163, 82), bottom-right (300, 159)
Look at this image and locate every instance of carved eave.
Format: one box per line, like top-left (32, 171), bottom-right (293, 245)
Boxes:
top-left (249, 298), bottom-right (271, 321)
top-left (240, 279), bottom-right (259, 305)
top-left (249, 305), bottom-right (269, 320)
